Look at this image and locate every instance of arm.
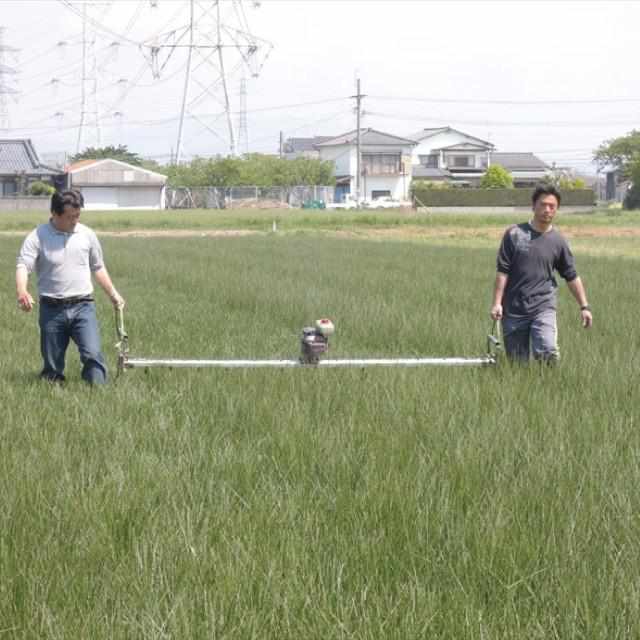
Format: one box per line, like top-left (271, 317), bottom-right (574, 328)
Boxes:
top-left (16, 265), bottom-right (35, 312)
top-left (94, 267), bottom-right (125, 308)
top-left (491, 272), bottom-right (508, 320)
top-left (566, 276), bottom-right (592, 328)
top-left (491, 227), bottom-right (514, 320)
top-left (16, 231), bottom-right (39, 312)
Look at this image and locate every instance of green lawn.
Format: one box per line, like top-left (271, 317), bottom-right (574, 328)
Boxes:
top-left (1, 230), bottom-right (639, 638)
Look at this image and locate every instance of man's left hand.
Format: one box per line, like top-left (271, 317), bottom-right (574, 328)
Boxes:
top-left (581, 309), bottom-right (593, 329)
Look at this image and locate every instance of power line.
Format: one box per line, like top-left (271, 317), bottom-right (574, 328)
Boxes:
top-left (369, 94), bottom-right (640, 106)
top-left (366, 111), bottom-right (640, 128)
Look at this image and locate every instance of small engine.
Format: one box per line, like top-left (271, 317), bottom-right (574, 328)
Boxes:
top-left (300, 319), bottom-right (335, 364)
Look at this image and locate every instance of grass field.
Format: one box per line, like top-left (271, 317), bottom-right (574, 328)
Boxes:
top-left (1, 210), bottom-right (639, 638)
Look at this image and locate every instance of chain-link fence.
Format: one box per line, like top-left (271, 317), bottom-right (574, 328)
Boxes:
top-left (166, 185), bottom-right (335, 209)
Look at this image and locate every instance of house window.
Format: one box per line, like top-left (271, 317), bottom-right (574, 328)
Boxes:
top-left (362, 153), bottom-right (400, 175)
top-left (450, 155), bottom-right (473, 168)
top-left (419, 154), bottom-right (439, 168)
top-left (2, 181), bottom-right (17, 196)
top-left (372, 190), bottom-right (391, 199)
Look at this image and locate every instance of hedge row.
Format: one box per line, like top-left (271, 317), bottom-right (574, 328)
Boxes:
top-left (412, 187), bottom-right (596, 207)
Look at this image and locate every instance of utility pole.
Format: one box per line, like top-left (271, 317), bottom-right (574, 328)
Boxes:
top-left (0, 27), bottom-right (19, 132)
top-left (352, 78), bottom-right (365, 205)
top-left (175, 0), bottom-right (194, 165)
top-left (279, 130), bottom-right (283, 158)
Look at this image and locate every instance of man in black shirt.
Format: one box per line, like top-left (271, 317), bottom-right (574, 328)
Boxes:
top-left (490, 184), bottom-right (592, 362)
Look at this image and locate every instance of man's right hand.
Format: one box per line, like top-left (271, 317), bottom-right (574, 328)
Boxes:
top-left (17, 291), bottom-right (35, 312)
top-left (490, 303), bottom-right (503, 321)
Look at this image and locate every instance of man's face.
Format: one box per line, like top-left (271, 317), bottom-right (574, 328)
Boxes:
top-left (53, 204), bottom-right (81, 232)
top-left (532, 194), bottom-right (558, 226)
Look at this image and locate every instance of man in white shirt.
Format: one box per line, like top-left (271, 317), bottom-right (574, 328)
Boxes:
top-left (16, 190), bottom-right (125, 384)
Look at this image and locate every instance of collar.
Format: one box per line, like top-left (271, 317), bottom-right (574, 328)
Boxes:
top-left (49, 219), bottom-right (78, 235)
top-left (528, 220), bottom-right (553, 234)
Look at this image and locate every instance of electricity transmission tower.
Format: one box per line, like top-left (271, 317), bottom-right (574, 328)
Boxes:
top-left (238, 75), bottom-right (248, 156)
top-left (58, 1), bottom-right (116, 153)
top-left (141, 0), bottom-right (272, 163)
top-left (0, 27), bottom-right (19, 133)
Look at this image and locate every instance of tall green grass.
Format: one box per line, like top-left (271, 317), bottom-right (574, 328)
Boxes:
top-left (0, 207), bottom-right (638, 233)
top-left (1, 234), bottom-right (638, 638)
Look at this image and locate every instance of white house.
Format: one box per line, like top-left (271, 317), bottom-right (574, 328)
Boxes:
top-left (409, 126), bottom-right (550, 186)
top-left (315, 128), bottom-right (416, 202)
top-left (409, 127), bottom-right (495, 185)
top-left (67, 158), bottom-right (167, 210)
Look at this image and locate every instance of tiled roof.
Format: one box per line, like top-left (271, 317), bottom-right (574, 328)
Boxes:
top-left (409, 126), bottom-right (494, 148)
top-left (0, 139), bottom-right (63, 174)
top-left (491, 152), bottom-right (549, 171)
top-left (283, 137), bottom-right (335, 153)
top-left (412, 167), bottom-right (452, 178)
top-left (316, 128), bottom-right (417, 147)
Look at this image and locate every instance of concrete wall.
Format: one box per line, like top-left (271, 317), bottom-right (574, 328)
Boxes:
top-left (318, 145), bottom-right (354, 176)
top-left (415, 205), bottom-right (596, 214)
top-left (0, 197), bottom-right (50, 211)
top-left (362, 175), bottom-right (410, 201)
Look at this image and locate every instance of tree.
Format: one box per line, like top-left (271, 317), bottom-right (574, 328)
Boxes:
top-left (70, 145), bottom-right (145, 166)
top-left (480, 164), bottom-right (513, 188)
top-left (557, 176), bottom-right (587, 190)
top-left (594, 129), bottom-right (640, 178)
top-left (623, 159), bottom-right (640, 210)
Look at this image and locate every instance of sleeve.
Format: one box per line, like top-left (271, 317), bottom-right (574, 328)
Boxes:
top-left (16, 230), bottom-right (40, 273)
top-left (88, 232), bottom-right (105, 272)
top-left (555, 238), bottom-right (577, 282)
top-left (496, 227), bottom-right (515, 274)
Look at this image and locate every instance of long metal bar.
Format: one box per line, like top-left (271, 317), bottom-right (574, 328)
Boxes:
top-left (124, 356), bottom-right (495, 369)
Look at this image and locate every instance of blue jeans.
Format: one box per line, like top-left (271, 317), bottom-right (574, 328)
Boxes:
top-left (502, 309), bottom-right (560, 363)
top-left (39, 301), bottom-right (107, 384)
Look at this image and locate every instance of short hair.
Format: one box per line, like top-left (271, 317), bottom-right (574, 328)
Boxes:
top-left (531, 183), bottom-right (561, 207)
top-left (51, 189), bottom-right (84, 215)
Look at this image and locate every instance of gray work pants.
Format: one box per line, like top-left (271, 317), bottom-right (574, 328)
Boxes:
top-left (502, 309), bottom-right (559, 363)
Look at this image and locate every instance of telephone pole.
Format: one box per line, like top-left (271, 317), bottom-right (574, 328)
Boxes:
top-left (352, 78), bottom-right (365, 206)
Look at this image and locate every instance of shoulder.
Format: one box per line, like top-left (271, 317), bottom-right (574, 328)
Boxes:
top-left (76, 222), bottom-right (99, 240)
top-left (549, 228), bottom-right (570, 246)
top-left (503, 223), bottom-right (528, 240)
top-left (29, 224), bottom-right (48, 242)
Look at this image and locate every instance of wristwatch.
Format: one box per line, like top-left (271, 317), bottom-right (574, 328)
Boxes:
top-left (580, 304), bottom-right (591, 312)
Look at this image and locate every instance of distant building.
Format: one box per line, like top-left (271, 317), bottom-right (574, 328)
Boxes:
top-left (282, 136), bottom-right (335, 160)
top-left (315, 128), bottom-right (416, 202)
top-left (0, 138), bottom-right (65, 196)
top-left (67, 158), bottom-right (167, 210)
top-left (408, 126), bottom-right (550, 187)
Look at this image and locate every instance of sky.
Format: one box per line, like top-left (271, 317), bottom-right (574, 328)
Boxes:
top-left (2, 0), bottom-right (639, 172)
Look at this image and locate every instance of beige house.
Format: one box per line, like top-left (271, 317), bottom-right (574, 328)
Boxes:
top-left (67, 158), bottom-right (167, 210)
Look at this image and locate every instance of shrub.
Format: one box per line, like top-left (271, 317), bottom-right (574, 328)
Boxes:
top-left (480, 164), bottom-right (513, 189)
top-left (28, 181), bottom-right (55, 196)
